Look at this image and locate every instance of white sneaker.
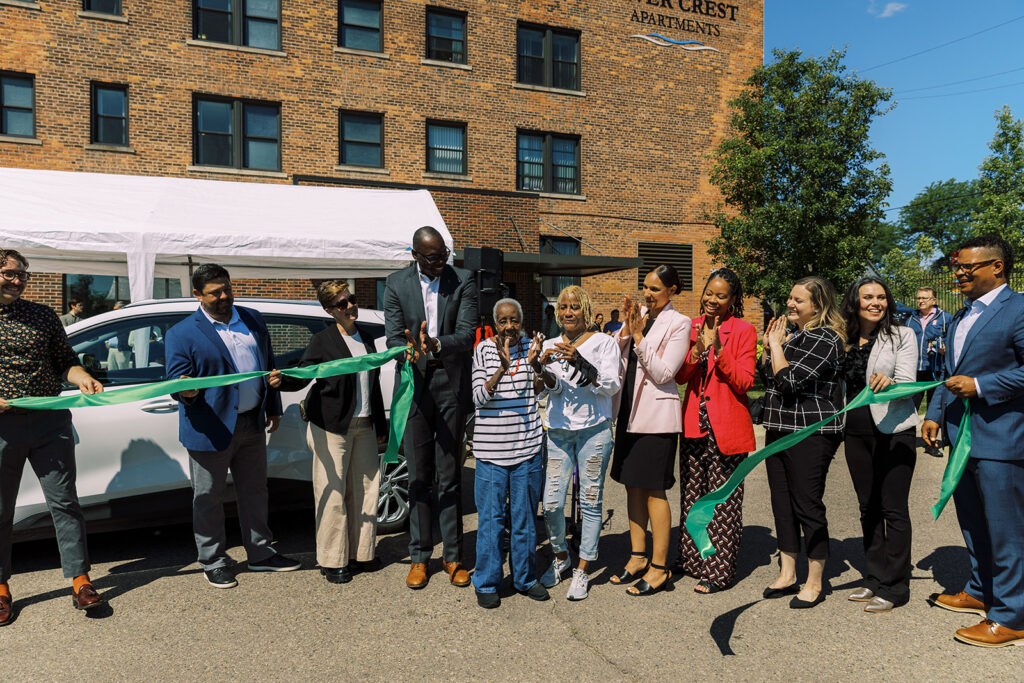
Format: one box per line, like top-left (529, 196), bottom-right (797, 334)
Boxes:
top-left (540, 556), bottom-right (572, 588)
top-left (566, 568), bottom-right (589, 601)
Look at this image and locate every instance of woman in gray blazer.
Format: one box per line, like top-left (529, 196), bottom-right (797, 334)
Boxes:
top-left (840, 277), bottom-right (920, 613)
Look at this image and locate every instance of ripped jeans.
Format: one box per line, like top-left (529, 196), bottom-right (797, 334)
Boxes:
top-left (543, 420), bottom-right (614, 562)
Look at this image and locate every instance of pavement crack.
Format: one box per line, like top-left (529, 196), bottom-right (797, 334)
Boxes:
top-left (549, 602), bottom-right (638, 681)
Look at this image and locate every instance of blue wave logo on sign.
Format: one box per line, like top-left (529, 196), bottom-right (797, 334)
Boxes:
top-left (632, 34), bottom-right (720, 52)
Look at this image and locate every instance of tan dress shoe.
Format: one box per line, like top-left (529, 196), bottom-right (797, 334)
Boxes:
top-left (0, 595), bottom-right (12, 626)
top-left (443, 561), bottom-right (470, 587)
top-left (954, 619), bottom-right (1024, 648)
top-left (929, 590), bottom-right (988, 616)
top-left (72, 584), bottom-right (105, 610)
top-left (406, 562), bottom-right (429, 589)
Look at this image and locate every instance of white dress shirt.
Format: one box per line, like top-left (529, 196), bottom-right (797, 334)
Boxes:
top-left (953, 283), bottom-right (1007, 399)
top-left (201, 306), bottom-right (263, 412)
top-left (417, 264), bottom-right (440, 352)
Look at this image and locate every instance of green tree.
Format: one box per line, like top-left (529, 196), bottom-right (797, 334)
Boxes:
top-left (875, 235), bottom-right (937, 305)
top-left (896, 178), bottom-right (982, 269)
top-left (975, 106), bottom-right (1024, 256)
top-left (705, 49), bottom-right (893, 308)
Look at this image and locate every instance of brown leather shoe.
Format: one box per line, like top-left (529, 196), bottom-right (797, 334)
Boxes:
top-left (71, 584), bottom-right (105, 610)
top-left (0, 595), bottom-right (12, 626)
top-left (406, 562), bottom-right (429, 590)
top-left (954, 619), bottom-right (1024, 648)
top-left (929, 591), bottom-right (988, 616)
top-left (443, 561), bottom-right (470, 587)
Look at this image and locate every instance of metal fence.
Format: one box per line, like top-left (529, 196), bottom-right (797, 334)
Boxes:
top-left (888, 270), bottom-right (1024, 319)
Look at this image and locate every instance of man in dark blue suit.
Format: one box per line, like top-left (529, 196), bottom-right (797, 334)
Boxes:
top-left (923, 235), bottom-right (1024, 647)
top-left (166, 264), bottom-right (300, 589)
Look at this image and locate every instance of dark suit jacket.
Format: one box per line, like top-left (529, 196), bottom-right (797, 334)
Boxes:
top-left (166, 306), bottom-right (282, 452)
top-left (383, 262), bottom-right (478, 408)
top-left (926, 286), bottom-right (1024, 460)
top-left (278, 322), bottom-right (387, 437)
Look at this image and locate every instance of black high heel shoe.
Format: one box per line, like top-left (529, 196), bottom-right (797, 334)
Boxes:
top-left (626, 563), bottom-right (673, 596)
top-left (609, 551), bottom-right (649, 585)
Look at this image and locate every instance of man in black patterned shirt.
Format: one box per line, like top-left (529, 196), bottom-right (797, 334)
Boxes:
top-left (0, 249), bottom-right (106, 626)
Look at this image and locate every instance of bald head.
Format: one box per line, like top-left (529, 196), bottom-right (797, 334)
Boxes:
top-left (412, 226), bottom-right (444, 251)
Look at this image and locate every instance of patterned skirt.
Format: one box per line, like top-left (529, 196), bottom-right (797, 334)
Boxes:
top-left (677, 396), bottom-right (747, 586)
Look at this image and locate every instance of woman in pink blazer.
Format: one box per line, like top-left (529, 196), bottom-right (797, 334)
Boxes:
top-left (610, 265), bottom-right (691, 596)
top-left (676, 268), bottom-right (756, 594)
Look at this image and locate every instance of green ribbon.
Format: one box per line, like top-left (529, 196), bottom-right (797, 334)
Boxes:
top-left (9, 346), bottom-right (414, 465)
top-left (684, 381), bottom-right (972, 559)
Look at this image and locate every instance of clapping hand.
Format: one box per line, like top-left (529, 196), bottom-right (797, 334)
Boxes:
top-left (622, 296), bottom-right (646, 343)
top-left (764, 316), bottom-right (789, 347)
top-left (693, 316), bottom-right (724, 358)
top-left (496, 335), bottom-right (512, 370)
top-left (554, 341), bottom-right (578, 363)
top-left (527, 332), bottom-right (544, 370)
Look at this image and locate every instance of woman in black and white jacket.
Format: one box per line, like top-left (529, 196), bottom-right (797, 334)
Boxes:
top-left (840, 277), bottom-right (920, 613)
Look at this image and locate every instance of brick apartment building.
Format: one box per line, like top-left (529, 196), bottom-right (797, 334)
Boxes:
top-left (1, 0), bottom-right (764, 328)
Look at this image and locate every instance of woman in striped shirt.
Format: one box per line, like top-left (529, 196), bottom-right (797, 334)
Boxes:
top-left (470, 298), bottom-right (547, 609)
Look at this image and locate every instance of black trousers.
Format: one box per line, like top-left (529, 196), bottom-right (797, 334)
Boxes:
top-left (844, 426), bottom-right (917, 603)
top-left (403, 366), bottom-right (465, 563)
top-left (914, 370), bottom-right (940, 412)
top-left (765, 431), bottom-right (841, 561)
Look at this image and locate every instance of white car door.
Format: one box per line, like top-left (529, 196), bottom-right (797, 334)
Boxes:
top-left (14, 313), bottom-right (190, 531)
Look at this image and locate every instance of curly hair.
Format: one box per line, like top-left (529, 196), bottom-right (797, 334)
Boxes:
top-left (555, 285), bottom-right (594, 331)
top-left (702, 267), bottom-right (745, 318)
top-left (0, 249), bottom-right (28, 268)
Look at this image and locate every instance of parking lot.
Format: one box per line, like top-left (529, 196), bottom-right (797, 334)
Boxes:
top-left (4, 430), bottom-right (1020, 681)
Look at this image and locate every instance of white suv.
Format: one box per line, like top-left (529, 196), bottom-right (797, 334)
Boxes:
top-left (12, 298), bottom-right (409, 538)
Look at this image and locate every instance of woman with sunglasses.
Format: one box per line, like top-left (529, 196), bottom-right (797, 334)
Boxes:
top-left (273, 280), bottom-right (389, 584)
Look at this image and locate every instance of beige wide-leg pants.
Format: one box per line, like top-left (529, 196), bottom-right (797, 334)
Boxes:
top-left (307, 418), bottom-right (380, 568)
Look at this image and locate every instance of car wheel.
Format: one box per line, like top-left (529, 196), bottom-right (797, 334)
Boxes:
top-left (377, 450), bottom-right (409, 534)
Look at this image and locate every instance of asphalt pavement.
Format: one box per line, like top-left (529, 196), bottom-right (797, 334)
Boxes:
top-left (4, 428), bottom-right (1021, 681)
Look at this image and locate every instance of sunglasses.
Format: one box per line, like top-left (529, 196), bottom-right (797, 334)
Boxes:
top-left (326, 294), bottom-right (358, 311)
top-left (413, 247), bottom-right (450, 265)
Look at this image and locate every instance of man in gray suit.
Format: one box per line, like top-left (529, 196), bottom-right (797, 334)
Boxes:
top-left (384, 226), bottom-right (478, 589)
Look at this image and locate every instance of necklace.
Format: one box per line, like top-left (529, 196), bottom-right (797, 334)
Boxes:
top-left (503, 337), bottom-right (524, 376)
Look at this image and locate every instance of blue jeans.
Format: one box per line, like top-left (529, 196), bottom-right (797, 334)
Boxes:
top-left (472, 453), bottom-right (543, 594)
top-left (543, 420), bottom-right (614, 562)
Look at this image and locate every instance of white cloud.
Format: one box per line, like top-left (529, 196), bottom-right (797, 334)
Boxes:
top-left (869, 1), bottom-right (908, 18)
top-left (879, 2), bottom-right (908, 18)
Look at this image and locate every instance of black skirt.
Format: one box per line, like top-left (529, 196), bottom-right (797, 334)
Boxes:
top-left (611, 429), bottom-right (679, 490)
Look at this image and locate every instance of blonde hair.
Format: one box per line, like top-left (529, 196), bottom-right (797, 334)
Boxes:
top-left (555, 285), bottom-right (594, 331)
top-left (316, 279), bottom-right (350, 308)
top-left (793, 276), bottom-right (847, 344)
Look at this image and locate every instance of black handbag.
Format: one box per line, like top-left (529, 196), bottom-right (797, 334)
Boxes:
top-left (748, 396), bottom-right (765, 425)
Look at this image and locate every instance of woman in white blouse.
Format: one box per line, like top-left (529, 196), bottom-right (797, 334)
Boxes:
top-left (537, 285), bottom-right (623, 602)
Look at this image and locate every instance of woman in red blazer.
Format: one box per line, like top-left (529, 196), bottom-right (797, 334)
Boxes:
top-left (675, 268), bottom-right (757, 593)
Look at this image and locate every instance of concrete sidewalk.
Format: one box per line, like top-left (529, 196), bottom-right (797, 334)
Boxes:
top-left (3, 434), bottom-right (1019, 681)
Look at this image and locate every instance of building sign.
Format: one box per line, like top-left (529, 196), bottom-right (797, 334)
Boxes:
top-left (629, 0), bottom-right (740, 47)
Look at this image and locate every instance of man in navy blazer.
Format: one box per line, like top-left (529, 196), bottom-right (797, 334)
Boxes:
top-left (923, 235), bottom-right (1024, 647)
top-left (166, 264), bottom-right (300, 589)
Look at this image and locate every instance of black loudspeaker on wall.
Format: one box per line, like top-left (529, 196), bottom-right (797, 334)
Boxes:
top-left (463, 246), bottom-right (504, 319)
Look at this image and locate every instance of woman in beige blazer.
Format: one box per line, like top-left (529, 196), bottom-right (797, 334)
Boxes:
top-left (610, 265), bottom-right (691, 596)
top-left (840, 276), bottom-right (920, 613)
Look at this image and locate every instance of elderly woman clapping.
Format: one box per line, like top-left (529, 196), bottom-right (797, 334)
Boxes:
top-left (470, 298), bottom-right (547, 609)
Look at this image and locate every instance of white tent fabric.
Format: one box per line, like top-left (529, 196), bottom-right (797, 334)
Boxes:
top-left (0, 168), bottom-right (450, 301)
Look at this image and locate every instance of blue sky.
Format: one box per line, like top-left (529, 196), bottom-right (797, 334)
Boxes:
top-left (765, 0), bottom-right (1024, 216)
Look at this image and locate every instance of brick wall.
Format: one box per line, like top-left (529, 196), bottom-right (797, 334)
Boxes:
top-left (1, 0), bottom-right (764, 321)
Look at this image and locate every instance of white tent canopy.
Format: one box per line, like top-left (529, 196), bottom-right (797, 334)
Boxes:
top-left (0, 168), bottom-right (450, 301)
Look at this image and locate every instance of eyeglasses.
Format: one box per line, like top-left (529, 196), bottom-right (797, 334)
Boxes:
top-left (413, 247), bottom-right (450, 265)
top-left (326, 294), bottom-right (357, 311)
top-left (0, 269), bottom-right (30, 283)
top-left (914, 297), bottom-right (935, 301)
top-left (950, 259), bottom-right (997, 275)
